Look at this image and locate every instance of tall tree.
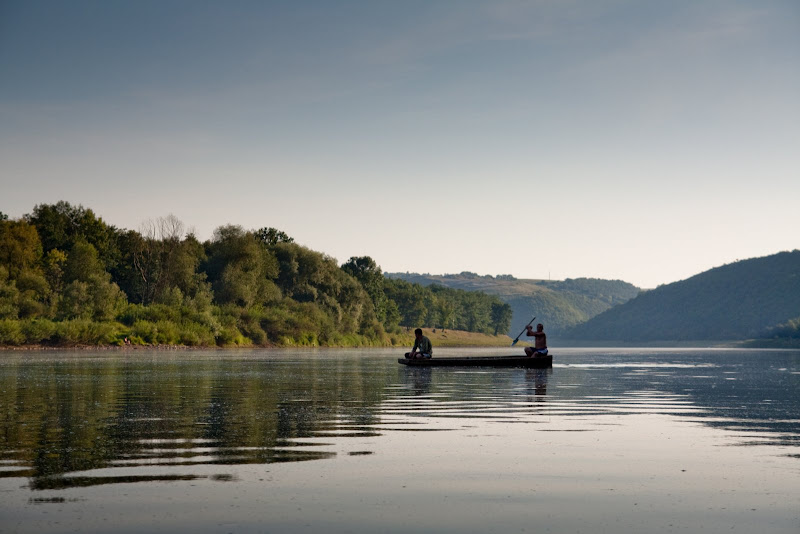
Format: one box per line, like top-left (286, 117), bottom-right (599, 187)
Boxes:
top-left (255, 227), bottom-right (294, 246)
top-left (0, 218), bottom-right (43, 278)
top-left (341, 256), bottom-right (391, 326)
top-left (58, 241), bottom-right (126, 321)
top-left (26, 201), bottom-right (120, 271)
top-left (490, 302), bottom-right (513, 336)
top-left (204, 225), bottom-right (280, 308)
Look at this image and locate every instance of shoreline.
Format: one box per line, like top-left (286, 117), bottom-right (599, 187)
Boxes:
top-left (0, 329), bottom-right (519, 351)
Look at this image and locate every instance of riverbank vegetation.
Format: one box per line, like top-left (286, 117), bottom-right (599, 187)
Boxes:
top-left (386, 271), bottom-right (641, 336)
top-left (744, 316), bottom-right (800, 348)
top-left (0, 203), bottom-right (512, 347)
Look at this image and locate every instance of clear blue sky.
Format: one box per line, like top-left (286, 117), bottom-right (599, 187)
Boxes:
top-left (1, 1), bottom-right (798, 288)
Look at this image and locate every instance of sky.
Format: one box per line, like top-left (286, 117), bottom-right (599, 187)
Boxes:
top-left (1, 1), bottom-right (798, 288)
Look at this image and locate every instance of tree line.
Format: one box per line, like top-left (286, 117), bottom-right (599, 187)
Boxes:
top-left (0, 202), bottom-right (511, 346)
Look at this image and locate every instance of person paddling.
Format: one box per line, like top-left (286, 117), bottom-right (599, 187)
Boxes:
top-left (405, 328), bottom-right (433, 359)
top-left (524, 323), bottom-right (548, 357)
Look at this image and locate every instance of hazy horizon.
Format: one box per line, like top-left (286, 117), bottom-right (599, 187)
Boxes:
top-left (2, 1), bottom-right (798, 288)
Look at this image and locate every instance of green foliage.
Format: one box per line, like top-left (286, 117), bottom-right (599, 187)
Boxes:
top-left (26, 201), bottom-right (120, 272)
top-left (2, 201), bottom-right (529, 347)
top-left (381, 279), bottom-right (510, 335)
top-left (0, 267), bottom-right (19, 319)
top-left (386, 272), bottom-right (641, 335)
top-left (43, 249), bottom-right (67, 296)
top-left (765, 316), bottom-right (800, 339)
top-left (178, 322), bottom-right (216, 346)
top-left (0, 319), bottom-right (24, 344)
top-left (52, 319), bottom-right (121, 345)
top-left (204, 225), bottom-right (280, 308)
top-left (0, 218), bottom-right (43, 278)
top-left (255, 227), bottom-right (294, 246)
top-left (745, 316), bottom-right (800, 347)
top-left (216, 325), bottom-right (251, 346)
top-left (342, 256), bottom-right (392, 327)
top-left (16, 270), bottom-right (50, 318)
top-left (20, 318), bottom-right (57, 343)
top-left (58, 276), bottom-right (126, 322)
top-left (272, 243), bottom-right (380, 338)
top-left (491, 302), bottom-right (513, 335)
top-left (112, 219), bottom-right (209, 306)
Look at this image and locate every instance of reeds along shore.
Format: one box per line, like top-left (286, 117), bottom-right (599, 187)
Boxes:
top-left (0, 319), bottom-right (516, 349)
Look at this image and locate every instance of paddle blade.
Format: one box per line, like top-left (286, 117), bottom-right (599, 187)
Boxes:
top-left (511, 339), bottom-right (518, 347)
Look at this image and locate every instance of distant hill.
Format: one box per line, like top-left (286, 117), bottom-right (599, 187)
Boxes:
top-left (563, 250), bottom-right (800, 342)
top-left (385, 272), bottom-right (640, 337)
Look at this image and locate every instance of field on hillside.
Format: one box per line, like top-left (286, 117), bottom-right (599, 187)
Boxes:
top-left (392, 328), bottom-right (522, 348)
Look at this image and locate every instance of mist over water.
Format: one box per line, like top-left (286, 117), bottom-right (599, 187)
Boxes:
top-left (1, 348), bottom-right (798, 533)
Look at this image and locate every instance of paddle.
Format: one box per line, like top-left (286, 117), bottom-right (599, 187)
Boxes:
top-left (511, 316), bottom-right (536, 346)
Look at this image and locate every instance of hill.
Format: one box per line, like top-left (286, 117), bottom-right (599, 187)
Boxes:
top-left (385, 272), bottom-right (640, 337)
top-left (563, 250), bottom-right (800, 342)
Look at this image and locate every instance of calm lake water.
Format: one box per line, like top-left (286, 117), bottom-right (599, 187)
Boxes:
top-left (0, 347), bottom-right (798, 533)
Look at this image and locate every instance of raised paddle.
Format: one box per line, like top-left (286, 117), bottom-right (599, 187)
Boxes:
top-left (511, 316), bottom-right (536, 346)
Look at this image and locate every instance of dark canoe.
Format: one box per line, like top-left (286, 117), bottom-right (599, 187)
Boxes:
top-left (398, 355), bottom-right (552, 368)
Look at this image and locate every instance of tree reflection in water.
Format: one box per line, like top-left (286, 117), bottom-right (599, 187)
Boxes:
top-left (0, 349), bottom-right (797, 491)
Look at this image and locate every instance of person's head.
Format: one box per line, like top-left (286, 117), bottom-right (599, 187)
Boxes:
top-left (414, 328), bottom-right (423, 337)
top-left (536, 323), bottom-right (544, 332)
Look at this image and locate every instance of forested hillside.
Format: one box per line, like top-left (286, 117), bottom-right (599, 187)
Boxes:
top-left (0, 202), bottom-right (511, 346)
top-left (386, 272), bottom-right (640, 336)
top-left (563, 250), bottom-right (800, 342)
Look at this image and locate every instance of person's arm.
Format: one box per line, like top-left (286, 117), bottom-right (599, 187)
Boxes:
top-left (526, 325), bottom-right (535, 337)
top-left (526, 326), bottom-right (544, 340)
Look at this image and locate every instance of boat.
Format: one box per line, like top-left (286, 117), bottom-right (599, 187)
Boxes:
top-left (397, 354), bottom-right (552, 368)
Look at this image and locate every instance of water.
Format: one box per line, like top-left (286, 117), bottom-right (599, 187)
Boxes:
top-left (0, 347), bottom-right (798, 533)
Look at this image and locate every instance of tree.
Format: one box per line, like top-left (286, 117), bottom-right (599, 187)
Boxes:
top-left (341, 256), bottom-right (391, 326)
top-left (490, 302), bottom-right (513, 336)
top-left (435, 297), bottom-right (457, 331)
top-left (204, 225), bottom-right (280, 308)
top-left (15, 270), bottom-right (51, 318)
top-left (0, 266), bottom-right (20, 319)
top-left (113, 216), bottom-right (210, 306)
top-left (0, 218), bottom-right (43, 278)
top-left (384, 278), bottom-right (428, 328)
top-left (255, 227), bottom-right (294, 246)
top-left (43, 249), bottom-right (67, 297)
top-left (58, 241), bottom-right (126, 321)
top-left (26, 201), bottom-right (120, 271)
top-left (271, 245), bottom-right (379, 336)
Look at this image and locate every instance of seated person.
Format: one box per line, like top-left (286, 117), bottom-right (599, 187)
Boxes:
top-left (524, 323), bottom-right (548, 357)
top-left (405, 328), bottom-right (433, 359)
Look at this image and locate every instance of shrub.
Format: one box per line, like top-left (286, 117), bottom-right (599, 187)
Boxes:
top-left (238, 314), bottom-right (267, 345)
top-left (179, 322), bottom-right (215, 346)
top-left (154, 320), bottom-right (180, 345)
top-left (0, 319), bottom-right (24, 345)
top-left (260, 305), bottom-right (292, 342)
top-left (86, 321), bottom-right (119, 345)
top-left (216, 325), bottom-right (250, 346)
top-left (117, 303), bottom-right (146, 326)
top-left (54, 319), bottom-right (93, 344)
top-left (131, 320), bottom-right (158, 344)
top-left (21, 318), bottom-right (57, 344)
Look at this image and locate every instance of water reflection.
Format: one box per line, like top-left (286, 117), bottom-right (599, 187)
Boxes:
top-left (0, 349), bottom-right (797, 492)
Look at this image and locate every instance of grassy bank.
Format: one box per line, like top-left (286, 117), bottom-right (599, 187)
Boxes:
top-left (0, 319), bottom-right (514, 349)
top-left (391, 328), bottom-right (517, 348)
